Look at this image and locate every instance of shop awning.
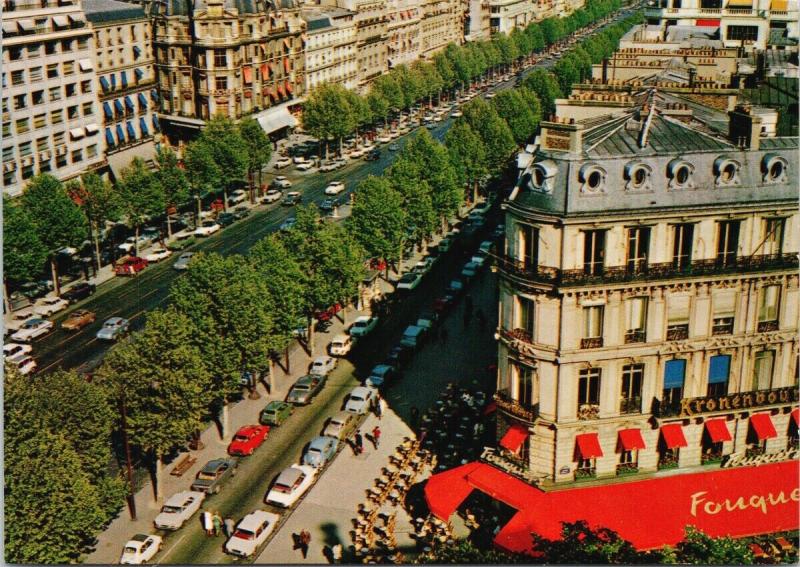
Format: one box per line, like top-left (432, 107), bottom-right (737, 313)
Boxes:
top-left (126, 121), bottom-right (136, 141)
top-left (3, 21), bottom-right (17, 34)
top-left (103, 102), bottom-right (113, 119)
top-left (17, 19), bottom-right (34, 31)
top-left (79, 58), bottom-right (93, 71)
top-left (727, 0), bottom-right (751, 5)
top-left (124, 95), bottom-right (134, 112)
top-left (618, 428), bottom-right (646, 451)
top-left (771, 0), bottom-right (787, 8)
top-left (500, 423), bottom-right (529, 452)
top-left (115, 124), bottom-right (125, 144)
top-left (70, 127), bottom-right (85, 140)
top-left (152, 114), bottom-right (160, 131)
top-left (135, 68), bottom-right (144, 80)
top-left (256, 105), bottom-right (298, 134)
top-left (696, 18), bottom-right (720, 25)
top-left (138, 92), bottom-right (148, 109)
top-left (105, 128), bottom-right (115, 146)
top-left (114, 100), bottom-right (124, 115)
top-left (792, 408), bottom-right (799, 426)
top-left (53, 15), bottom-right (69, 27)
top-left (705, 418), bottom-right (732, 442)
top-left (575, 433), bottom-right (603, 459)
top-left (424, 462), bottom-right (480, 520)
top-left (664, 359), bottom-right (686, 389)
top-left (708, 355), bottom-right (731, 384)
top-left (243, 66), bottom-right (253, 84)
top-left (660, 424), bottom-right (688, 449)
top-left (120, 71), bottom-right (128, 88)
top-left (750, 413), bottom-right (777, 440)
top-left (139, 117), bottom-right (149, 137)
top-left (85, 123), bottom-right (99, 135)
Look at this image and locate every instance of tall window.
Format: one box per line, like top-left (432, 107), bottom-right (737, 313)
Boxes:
top-left (667, 295), bottom-right (690, 340)
top-left (711, 291), bottom-right (735, 335)
top-left (757, 285), bottom-right (780, 331)
top-left (578, 368), bottom-right (601, 419)
top-left (626, 227), bottom-right (650, 273)
top-left (707, 355), bottom-right (731, 397)
top-left (515, 295), bottom-right (534, 338)
top-left (762, 218), bottom-right (785, 256)
top-left (662, 359), bottom-right (686, 407)
top-left (672, 223), bottom-right (694, 269)
top-left (727, 25), bottom-right (758, 41)
top-left (583, 230), bottom-right (605, 276)
top-left (581, 305), bottom-right (604, 348)
top-left (511, 362), bottom-right (535, 407)
top-left (620, 364), bottom-right (643, 414)
top-left (716, 221), bottom-right (740, 267)
top-left (214, 49), bottom-right (227, 67)
top-left (624, 297), bottom-right (647, 343)
top-left (752, 350), bottom-right (774, 391)
top-left (518, 224), bottom-right (538, 269)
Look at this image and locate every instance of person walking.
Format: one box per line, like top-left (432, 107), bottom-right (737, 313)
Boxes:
top-left (224, 517), bottom-right (235, 539)
top-left (212, 512), bottom-right (223, 537)
top-left (355, 430), bottom-right (364, 454)
top-left (332, 542), bottom-right (343, 564)
top-left (371, 425), bottom-right (382, 449)
top-left (375, 394), bottom-right (384, 420)
top-left (201, 511), bottom-right (214, 536)
top-left (299, 529), bottom-right (311, 559)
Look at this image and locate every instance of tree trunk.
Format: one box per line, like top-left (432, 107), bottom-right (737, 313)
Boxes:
top-left (92, 223), bottom-right (102, 273)
top-left (134, 225), bottom-right (140, 257)
top-left (473, 179), bottom-right (479, 204)
top-left (50, 256), bottom-right (61, 297)
top-left (248, 169), bottom-right (255, 204)
top-left (267, 358), bottom-right (275, 394)
top-left (221, 403), bottom-right (229, 440)
top-left (285, 344), bottom-right (291, 373)
top-left (222, 187), bottom-right (229, 212)
top-left (166, 212), bottom-right (173, 239)
top-left (152, 452), bottom-right (162, 501)
top-left (196, 196), bottom-right (202, 228)
top-left (306, 314), bottom-right (315, 356)
top-left (258, 168), bottom-right (264, 197)
top-left (3, 280), bottom-right (10, 316)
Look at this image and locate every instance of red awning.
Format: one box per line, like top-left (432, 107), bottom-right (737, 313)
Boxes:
top-left (500, 423), bottom-right (529, 452)
top-left (423, 462), bottom-right (480, 520)
top-left (242, 66), bottom-right (252, 84)
top-left (283, 57), bottom-right (290, 73)
top-left (791, 408), bottom-right (799, 426)
top-left (260, 63), bottom-right (269, 79)
top-left (750, 413), bottom-right (778, 440)
top-left (618, 428), bottom-right (646, 451)
top-left (575, 433), bottom-right (603, 459)
top-left (277, 84), bottom-right (285, 97)
top-left (696, 18), bottom-right (721, 25)
top-left (660, 424), bottom-right (688, 449)
top-left (285, 80), bottom-right (293, 94)
top-left (269, 88), bottom-right (279, 101)
top-left (705, 418), bottom-right (732, 442)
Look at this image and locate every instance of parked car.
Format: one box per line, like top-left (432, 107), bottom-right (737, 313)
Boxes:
top-left (61, 309), bottom-right (97, 331)
top-left (438, 237), bottom-right (452, 252)
top-left (259, 400), bottom-right (293, 426)
top-left (34, 296), bottom-right (69, 317)
top-left (365, 364), bottom-right (398, 388)
top-left (473, 201), bottom-right (491, 215)
top-left (416, 311), bottom-right (438, 333)
top-left (11, 318), bottom-right (54, 342)
top-left (286, 374), bottom-right (326, 405)
top-left (224, 510), bottom-right (280, 557)
top-left (296, 161), bottom-right (314, 171)
top-left (280, 217), bottom-right (297, 231)
top-left (3, 342), bottom-right (32, 359)
top-left (118, 235), bottom-right (151, 254)
top-left (153, 491), bottom-right (205, 530)
top-left (329, 334), bottom-right (352, 356)
top-left (319, 161), bottom-right (338, 173)
top-left (470, 255), bottom-right (487, 268)
top-left (447, 279), bottom-right (464, 295)
top-left (319, 198), bottom-right (336, 212)
top-left (283, 192), bottom-right (302, 206)
top-left (293, 155), bottom-right (309, 164)
top-left (228, 189), bottom-right (247, 206)
top-left (309, 355), bottom-right (337, 377)
top-left (274, 157), bottom-right (292, 169)
top-left (190, 458), bottom-right (238, 494)
top-left (145, 247), bottom-right (173, 263)
top-left (396, 271), bottom-right (423, 291)
top-left (388, 143), bottom-right (400, 151)
top-left (228, 425), bottom-right (270, 456)
top-left (323, 411), bottom-right (357, 440)
top-left (377, 134), bottom-right (392, 144)
top-left (345, 386), bottom-right (377, 414)
top-left (265, 465), bottom-right (317, 508)
top-left (413, 257), bottom-right (435, 275)
top-left (120, 534), bottom-right (163, 565)
top-left (386, 344), bottom-right (413, 369)
top-left (96, 317), bottom-right (130, 340)
top-left (216, 212), bottom-right (237, 227)
top-left (60, 282), bottom-right (96, 303)
top-left (302, 435), bottom-right (339, 468)
top-left (364, 149), bottom-right (380, 161)
top-left (194, 220), bottom-right (221, 237)
top-left (272, 175), bottom-right (292, 189)
top-left (324, 181), bottom-right (345, 195)
top-left (461, 261), bottom-right (479, 281)
top-left (349, 315), bottom-right (378, 338)
top-left (262, 189), bottom-right (282, 204)
top-left (8, 353), bottom-right (37, 375)
top-left (115, 256), bottom-right (148, 276)
top-left (173, 252), bottom-right (195, 271)
top-left (400, 325), bottom-right (425, 349)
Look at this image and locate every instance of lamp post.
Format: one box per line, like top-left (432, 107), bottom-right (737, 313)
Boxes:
top-left (119, 393), bottom-right (137, 520)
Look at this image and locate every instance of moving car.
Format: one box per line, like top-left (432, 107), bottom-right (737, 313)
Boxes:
top-left (224, 510), bottom-right (280, 557)
top-left (233, 205), bottom-right (251, 220)
top-left (450, 110), bottom-right (463, 118)
top-left (286, 374), bottom-right (326, 405)
top-left (262, 189), bottom-right (282, 203)
top-left (194, 220), bottom-right (221, 237)
top-left (115, 256), bottom-right (148, 276)
top-left (60, 282), bottom-right (96, 303)
top-left (34, 296), bottom-right (69, 317)
top-left (400, 325), bottom-right (425, 349)
top-left (282, 192), bottom-right (302, 206)
top-left (265, 464), bottom-right (317, 507)
top-left (302, 435), bottom-right (339, 468)
top-left (348, 315), bottom-right (378, 338)
top-left (259, 400), bottom-right (293, 426)
top-left (309, 355), bottom-right (337, 377)
top-left (190, 458), bottom-right (238, 494)
top-left (413, 257), bottom-right (435, 275)
top-left (228, 189), bottom-right (247, 206)
top-left (61, 309), bottom-right (96, 331)
top-left (319, 161), bottom-right (338, 172)
top-left (3, 342), bottom-right (32, 359)
top-left (345, 386), bottom-right (377, 414)
top-left (323, 411), bottom-right (357, 440)
top-left (216, 212), bottom-right (237, 227)
top-left (324, 181), bottom-right (345, 195)
top-left (96, 317), bottom-right (129, 341)
top-left (275, 157), bottom-right (292, 169)
top-left (365, 364), bottom-right (397, 388)
top-left (153, 491), bottom-right (205, 530)
top-left (296, 161), bottom-right (314, 171)
top-left (272, 176), bottom-right (292, 189)
top-left (118, 235), bottom-right (151, 254)
top-left (8, 353), bottom-right (37, 375)
top-left (396, 271), bottom-right (423, 291)
top-left (364, 149), bottom-right (380, 161)
top-left (329, 334), bottom-right (352, 356)
top-left (461, 261), bottom-right (479, 281)
top-left (319, 198), bottom-right (336, 212)
top-left (280, 217), bottom-right (297, 231)
top-left (120, 534), bottom-right (163, 565)
top-left (145, 247), bottom-right (173, 263)
top-left (228, 425), bottom-right (270, 456)
top-left (11, 318), bottom-right (54, 342)
top-left (173, 252), bottom-right (195, 271)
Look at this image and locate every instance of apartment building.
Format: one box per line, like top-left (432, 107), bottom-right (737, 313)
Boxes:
top-left (302, 7), bottom-right (359, 91)
top-left (84, 0), bottom-right (159, 176)
top-left (2, 0), bottom-right (104, 196)
top-left (488, 0), bottom-right (555, 34)
top-left (419, 0), bottom-right (462, 57)
top-left (326, 0), bottom-right (389, 88)
top-left (386, 0), bottom-right (422, 67)
top-left (464, 0), bottom-right (491, 41)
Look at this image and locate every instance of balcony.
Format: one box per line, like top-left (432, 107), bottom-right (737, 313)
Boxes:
top-left (574, 467), bottom-right (596, 481)
top-left (652, 385), bottom-right (799, 419)
top-left (580, 337), bottom-right (603, 349)
top-left (758, 320), bottom-right (779, 333)
top-left (657, 454), bottom-right (679, 470)
top-left (624, 329), bottom-right (646, 344)
top-left (666, 324), bottom-right (689, 341)
top-left (619, 396), bottom-right (641, 415)
top-left (711, 319), bottom-right (734, 336)
top-left (577, 403), bottom-right (600, 421)
top-left (480, 447), bottom-right (541, 484)
top-left (702, 451), bottom-right (724, 465)
top-left (494, 253), bottom-right (798, 288)
top-left (616, 463), bottom-right (639, 476)
top-left (494, 389), bottom-right (537, 422)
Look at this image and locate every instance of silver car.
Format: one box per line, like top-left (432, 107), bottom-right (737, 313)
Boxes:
top-left (173, 252), bottom-right (195, 271)
top-left (286, 374), bottom-right (326, 405)
top-left (97, 317), bottom-right (130, 341)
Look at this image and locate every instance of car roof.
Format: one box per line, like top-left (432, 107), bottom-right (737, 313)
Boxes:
top-left (295, 375), bottom-right (316, 386)
top-left (309, 436), bottom-right (334, 449)
top-left (265, 400), bottom-right (287, 410)
top-left (235, 425), bottom-right (262, 436)
top-left (238, 510), bottom-right (277, 531)
top-left (164, 491), bottom-right (199, 506)
top-left (105, 317), bottom-right (125, 325)
top-left (312, 356), bottom-right (332, 364)
top-left (275, 466), bottom-right (304, 487)
top-left (130, 533), bottom-right (150, 543)
top-left (351, 386), bottom-right (372, 397)
top-left (200, 458), bottom-right (230, 473)
top-left (371, 364), bottom-right (392, 374)
top-left (330, 411), bottom-right (351, 424)
top-left (25, 318), bottom-right (47, 324)
top-left (354, 315), bottom-right (371, 323)
top-left (332, 334), bottom-right (349, 342)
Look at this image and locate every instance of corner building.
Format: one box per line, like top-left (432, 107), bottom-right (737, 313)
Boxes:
top-left (491, 102), bottom-right (799, 486)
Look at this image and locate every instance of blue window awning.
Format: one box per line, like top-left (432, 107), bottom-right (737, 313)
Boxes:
top-left (99, 76), bottom-right (110, 92)
top-left (135, 68), bottom-right (144, 80)
top-left (151, 88), bottom-right (159, 102)
top-left (709, 355), bottom-right (731, 384)
top-left (664, 359), bottom-right (686, 389)
top-left (126, 121), bottom-right (136, 141)
top-left (110, 73), bottom-right (116, 89)
top-left (103, 101), bottom-right (113, 120)
top-left (133, 45), bottom-right (141, 57)
top-left (139, 117), bottom-right (149, 137)
top-left (137, 92), bottom-right (148, 109)
top-left (152, 114), bottom-right (160, 131)
top-left (114, 99), bottom-right (124, 115)
top-left (124, 96), bottom-right (134, 112)
top-left (105, 127), bottom-right (115, 146)
top-left (115, 124), bottom-right (125, 144)
top-left (120, 71), bottom-right (128, 88)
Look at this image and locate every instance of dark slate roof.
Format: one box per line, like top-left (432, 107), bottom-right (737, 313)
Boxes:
top-left (84, 0), bottom-right (145, 22)
top-left (760, 137), bottom-right (799, 150)
top-left (150, 0), bottom-right (284, 17)
top-left (306, 15), bottom-right (332, 31)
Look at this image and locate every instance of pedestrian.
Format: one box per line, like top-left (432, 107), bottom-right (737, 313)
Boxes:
top-left (224, 517), bottom-right (235, 539)
top-left (375, 394), bottom-right (383, 420)
top-left (332, 542), bottom-right (343, 563)
top-left (201, 511), bottom-right (214, 536)
top-left (355, 430), bottom-right (364, 454)
top-left (299, 529), bottom-right (311, 559)
top-left (371, 425), bottom-right (382, 449)
top-left (473, 422), bottom-right (483, 437)
top-left (212, 512), bottom-right (223, 537)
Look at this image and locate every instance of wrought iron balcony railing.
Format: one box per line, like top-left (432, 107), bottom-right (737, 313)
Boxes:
top-left (651, 386), bottom-right (799, 419)
top-left (666, 324), bottom-right (689, 341)
top-left (758, 320), bottom-right (779, 333)
top-left (624, 329), bottom-right (646, 344)
top-left (494, 389), bottom-right (537, 422)
top-left (619, 396), bottom-right (641, 415)
top-left (581, 337), bottom-right (603, 349)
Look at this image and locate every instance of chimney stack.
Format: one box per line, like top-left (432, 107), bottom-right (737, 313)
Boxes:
top-left (728, 105), bottom-right (762, 150)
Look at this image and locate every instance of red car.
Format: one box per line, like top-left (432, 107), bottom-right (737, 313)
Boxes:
top-left (114, 256), bottom-right (149, 276)
top-left (315, 303), bottom-right (342, 322)
top-left (227, 425), bottom-right (270, 456)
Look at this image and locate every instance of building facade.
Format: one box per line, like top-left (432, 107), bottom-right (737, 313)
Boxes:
top-left (386, 0), bottom-right (422, 67)
top-left (490, 100), bottom-right (799, 487)
top-left (327, 0), bottom-right (389, 89)
top-left (419, 0), bottom-right (462, 58)
top-left (464, 0), bottom-right (491, 42)
top-left (84, 0), bottom-right (159, 177)
top-left (488, 0), bottom-right (554, 34)
top-left (2, 0), bottom-right (104, 195)
top-left (302, 8), bottom-right (359, 91)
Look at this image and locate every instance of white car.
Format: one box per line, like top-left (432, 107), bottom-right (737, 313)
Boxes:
top-left (329, 334), bottom-right (353, 356)
top-left (3, 342), bottom-right (32, 359)
top-left (228, 189), bottom-right (247, 206)
top-left (414, 257), bottom-right (435, 275)
top-left (34, 296), bottom-right (69, 317)
top-left (451, 110), bottom-right (463, 118)
top-left (194, 220), bottom-right (221, 237)
top-left (345, 386), bottom-right (377, 415)
top-left (350, 148), bottom-right (366, 158)
top-left (262, 189), bottom-right (282, 203)
top-left (265, 465), bottom-right (317, 508)
top-left (376, 134), bottom-right (391, 144)
top-left (118, 235), bottom-right (151, 254)
top-left (275, 157), bottom-right (292, 169)
top-left (296, 161), bottom-right (314, 171)
top-left (173, 252), bottom-right (195, 271)
top-left (323, 412), bottom-right (356, 440)
top-left (396, 271), bottom-right (423, 291)
top-left (8, 353), bottom-right (37, 375)
top-left (224, 510), bottom-right (280, 557)
top-left (319, 162), bottom-right (338, 172)
top-left (292, 156), bottom-right (309, 165)
top-left (324, 181), bottom-right (345, 196)
top-left (145, 247), bottom-right (173, 263)
top-left (309, 355), bottom-right (337, 377)
top-left (349, 315), bottom-right (378, 338)
top-left (485, 92), bottom-right (496, 100)
top-left (272, 176), bottom-right (292, 189)
top-left (120, 534), bottom-right (163, 565)
top-left (172, 228), bottom-right (194, 242)
top-left (11, 318), bottom-right (54, 342)
top-left (471, 255), bottom-right (487, 268)
top-left (153, 491), bottom-right (205, 530)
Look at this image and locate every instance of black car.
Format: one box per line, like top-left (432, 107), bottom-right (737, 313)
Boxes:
top-left (282, 192), bottom-right (302, 206)
top-left (386, 344), bottom-right (413, 369)
top-left (232, 206), bottom-right (251, 220)
top-left (364, 149), bottom-right (381, 161)
top-left (216, 212), bottom-right (237, 227)
top-left (61, 281), bottom-right (97, 303)
top-left (319, 198), bottom-right (336, 212)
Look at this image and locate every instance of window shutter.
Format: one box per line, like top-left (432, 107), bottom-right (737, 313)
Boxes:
top-left (712, 291), bottom-right (736, 317)
top-left (668, 295), bottom-right (690, 323)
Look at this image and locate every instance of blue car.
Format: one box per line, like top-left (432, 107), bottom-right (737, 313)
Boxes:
top-left (302, 436), bottom-right (339, 468)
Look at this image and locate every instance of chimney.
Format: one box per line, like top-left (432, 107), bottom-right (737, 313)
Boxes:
top-left (728, 105), bottom-right (762, 150)
top-left (688, 68), bottom-right (696, 88)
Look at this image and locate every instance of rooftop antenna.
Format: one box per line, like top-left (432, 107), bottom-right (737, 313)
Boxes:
top-left (638, 89), bottom-right (657, 148)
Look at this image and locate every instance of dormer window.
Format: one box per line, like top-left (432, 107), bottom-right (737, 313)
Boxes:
top-left (713, 157), bottom-right (741, 187)
top-left (579, 164), bottom-right (606, 194)
top-left (762, 154), bottom-right (788, 184)
top-left (624, 162), bottom-right (652, 191)
top-left (530, 159), bottom-right (557, 193)
top-left (667, 159), bottom-right (695, 190)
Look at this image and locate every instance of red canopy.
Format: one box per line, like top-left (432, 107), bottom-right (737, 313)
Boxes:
top-left (696, 18), bottom-right (720, 25)
top-left (660, 424), bottom-right (688, 449)
top-left (423, 462), bottom-right (479, 520)
top-left (618, 428), bottom-right (646, 451)
top-left (750, 413), bottom-right (777, 440)
top-left (575, 433), bottom-right (603, 459)
top-left (792, 408), bottom-right (799, 426)
top-left (500, 423), bottom-right (529, 452)
top-left (705, 418), bottom-right (733, 442)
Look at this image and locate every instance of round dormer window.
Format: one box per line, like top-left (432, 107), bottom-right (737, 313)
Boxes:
top-left (579, 163), bottom-right (606, 194)
top-left (667, 159), bottom-right (695, 189)
top-left (533, 168), bottom-right (546, 188)
top-left (769, 160), bottom-right (784, 181)
top-left (530, 159), bottom-right (558, 193)
top-left (632, 167), bottom-right (647, 187)
top-left (675, 165), bottom-right (690, 185)
top-left (721, 163), bottom-right (736, 182)
top-left (587, 170), bottom-right (603, 190)
top-left (762, 154), bottom-right (788, 184)
top-left (624, 161), bottom-right (652, 191)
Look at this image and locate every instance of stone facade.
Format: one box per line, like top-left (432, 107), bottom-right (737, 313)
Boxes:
top-left (386, 0), bottom-right (422, 67)
top-left (488, 0), bottom-right (555, 34)
top-left (419, 0), bottom-right (462, 58)
top-left (328, 0), bottom-right (389, 89)
top-left (302, 8), bottom-right (359, 91)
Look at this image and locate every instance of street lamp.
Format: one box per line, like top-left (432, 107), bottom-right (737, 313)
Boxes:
top-left (119, 392), bottom-right (137, 520)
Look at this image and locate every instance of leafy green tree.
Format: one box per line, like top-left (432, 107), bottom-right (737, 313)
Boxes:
top-left (371, 74), bottom-right (404, 112)
top-left (344, 89), bottom-right (373, 147)
top-left (540, 17), bottom-right (565, 45)
top-left (3, 196), bottom-right (47, 290)
top-left (446, 42), bottom-right (473, 91)
top-left (367, 91), bottom-right (391, 127)
top-left (195, 116), bottom-right (249, 209)
top-left (526, 22), bottom-right (546, 53)
top-left (154, 148), bottom-right (190, 237)
top-left (347, 175), bottom-right (407, 274)
top-left (444, 120), bottom-right (487, 203)
top-left (96, 307), bottom-right (212, 499)
top-left (394, 64), bottom-right (424, 109)
top-left (184, 139), bottom-right (221, 224)
top-left (116, 157), bottom-right (166, 256)
top-left (386, 157), bottom-right (437, 254)
top-left (238, 117), bottom-right (272, 200)
top-left (413, 60), bottom-right (444, 106)
top-left (433, 51), bottom-right (456, 92)
top-left (522, 69), bottom-right (563, 117)
top-left (510, 27), bottom-right (532, 59)
top-left (530, 520), bottom-right (655, 564)
top-left (554, 56), bottom-right (581, 94)
top-left (20, 173), bottom-right (88, 295)
top-left (70, 172), bottom-right (121, 271)
top-left (302, 83), bottom-right (356, 158)
top-left (462, 98), bottom-right (516, 173)
top-left (670, 527), bottom-right (755, 565)
top-left (492, 89), bottom-right (540, 145)
top-left (418, 539), bottom-right (525, 564)
top-left (493, 33), bottom-right (519, 69)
